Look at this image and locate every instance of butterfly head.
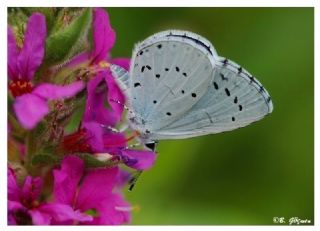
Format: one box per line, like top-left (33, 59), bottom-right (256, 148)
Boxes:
top-left (128, 115), bottom-right (152, 140)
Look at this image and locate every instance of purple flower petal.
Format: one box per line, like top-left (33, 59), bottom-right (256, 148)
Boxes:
top-left (8, 213), bottom-right (17, 225)
top-left (76, 167), bottom-right (118, 211)
top-left (21, 176), bottom-right (43, 202)
top-left (121, 149), bottom-right (156, 170)
top-left (8, 200), bottom-right (25, 211)
top-left (103, 132), bottom-right (127, 150)
top-left (32, 81), bottom-right (84, 100)
top-left (29, 209), bottom-right (52, 225)
top-left (53, 155), bottom-right (84, 205)
top-left (82, 121), bottom-right (104, 152)
top-left (7, 27), bottom-right (20, 80)
top-left (110, 58), bottom-right (131, 71)
top-left (105, 70), bottom-right (125, 122)
top-left (91, 8), bottom-right (115, 64)
top-left (17, 13), bottom-right (46, 80)
top-left (13, 93), bottom-right (49, 129)
top-left (8, 167), bottom-right (20, 201)
top-left (37, 203), bottom-right (93, 224)
top-left (84, 72), bottom-right (118, 126)
top-left (90, 193), bottom-right (131, 225)
top-left (13, 94), bottom-right (49, 129)
top-left (115, 169), bottom-right (131, 188)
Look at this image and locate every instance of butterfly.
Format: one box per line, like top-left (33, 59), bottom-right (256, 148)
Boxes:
top-left (111, 30), bottom-right (273, 151)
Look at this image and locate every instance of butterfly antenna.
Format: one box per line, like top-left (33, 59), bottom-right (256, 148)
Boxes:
top-left (110, 98), bottom-right (146, 123)
top-left (110, 98), bottom-right (130, 111)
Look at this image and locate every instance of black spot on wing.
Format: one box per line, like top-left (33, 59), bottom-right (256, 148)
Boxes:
top-left (220, 73), bottom-right (228, 81)
top-left (225, 88), bottom-right (231, 96)
top-left (249, 76), bottom-right (255, 84)
top-left (134, 82), bottom-right (141, 87)
top-left (213, 82), bottom-right (219, 90)
top-left (234, 96), bottom-right (238, 104)
top-left (267, 97), bottom-right (271, 103)
top-left (223, 59), bottom-right (228, 66)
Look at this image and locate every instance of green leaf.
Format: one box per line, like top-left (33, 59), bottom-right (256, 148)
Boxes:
top-left (44, 8), bottom-right (92, 65)
top-left (64, 101), bottom-right (85, 133)
top-left (31, 154), bottom-right (60, 166)
top-left (75, 153), bottom-right (119, 168)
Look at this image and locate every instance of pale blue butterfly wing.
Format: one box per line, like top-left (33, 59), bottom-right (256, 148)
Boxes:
top-left (110, 64), bottom-right (130, 90)
top-left (128, 32), bottom-right (216, 133)
top-left (149, 57), bottom-right (273, 140)
top-left (111, 30), bottom-right (273, 141)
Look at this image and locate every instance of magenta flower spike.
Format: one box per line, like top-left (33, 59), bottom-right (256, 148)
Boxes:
top-left (7, 8), bottom-right (159, 226)
top-left (68, 8), bottom-right (130, 127)
top-left (8, 13), bottom-right (85, 129)
top-left (53, 155), bottom-right (131, 225)
top-left (8, 167), bottom-right (92, 225)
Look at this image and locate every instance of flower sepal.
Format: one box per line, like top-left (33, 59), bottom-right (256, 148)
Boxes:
top-left (74, 153), bottom-right (122, 168)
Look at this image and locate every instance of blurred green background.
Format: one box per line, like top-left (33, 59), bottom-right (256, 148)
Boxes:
top-left (108, 8), bottom-right (314, 225)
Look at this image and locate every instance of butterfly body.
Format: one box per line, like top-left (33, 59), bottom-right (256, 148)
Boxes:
top-left (111, 30), bottom-right (273, 145)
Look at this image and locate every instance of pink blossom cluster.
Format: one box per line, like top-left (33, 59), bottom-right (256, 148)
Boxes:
top-left (8, 8), bottom-right (156, 225)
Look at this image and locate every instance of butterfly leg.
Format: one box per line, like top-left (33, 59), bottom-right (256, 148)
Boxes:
top-left (128, 170), bottom-right (143, 191)
top-left (128, 141), bottom-right (158, 191)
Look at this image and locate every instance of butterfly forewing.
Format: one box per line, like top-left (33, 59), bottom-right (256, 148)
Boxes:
top-left (110, 64), bottom-right (130, 92)
top-left (130, 37), bottom-right (214, 131)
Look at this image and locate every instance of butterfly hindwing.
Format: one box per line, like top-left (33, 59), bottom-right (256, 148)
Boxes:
top-left (147, 57), bottom-right (273, 140)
